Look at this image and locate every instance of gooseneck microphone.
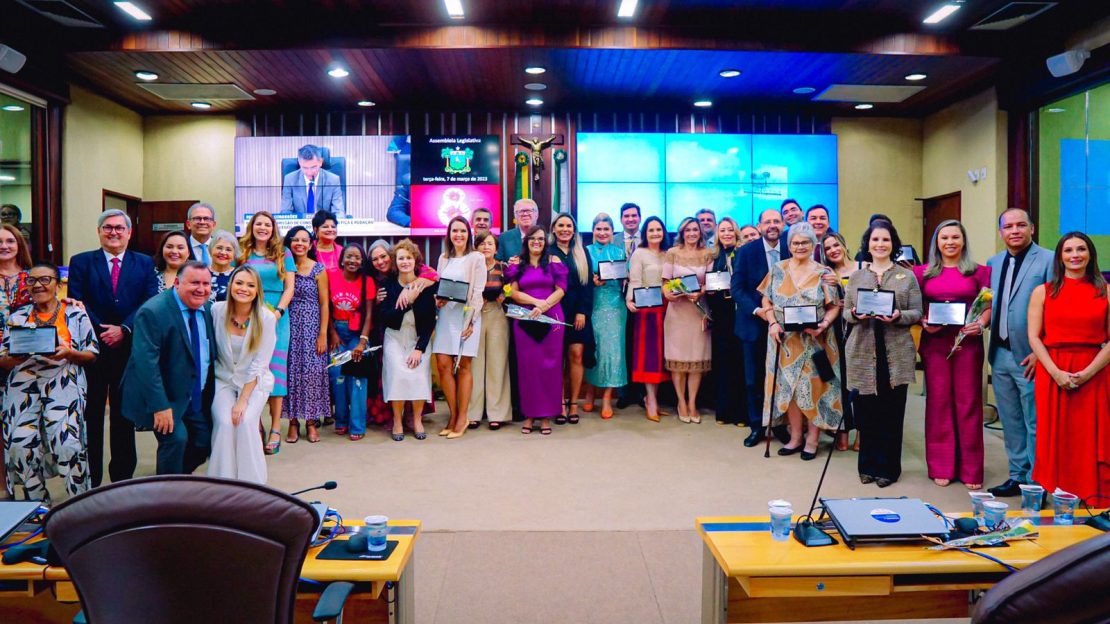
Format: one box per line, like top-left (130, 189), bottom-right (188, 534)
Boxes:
top-left (290, 481), bottom-right (338, 496)
top-left (793, 388), bottom-right (859, 547)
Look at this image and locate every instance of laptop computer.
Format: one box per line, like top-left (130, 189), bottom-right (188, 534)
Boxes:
top-left (822, 497), bottom-right (950, 548)
top-left (0, 501), bottom-right (42, 545)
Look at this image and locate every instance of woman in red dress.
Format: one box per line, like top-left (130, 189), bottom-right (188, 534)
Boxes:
top-left (1028, 232), bottom-right (1110, 503)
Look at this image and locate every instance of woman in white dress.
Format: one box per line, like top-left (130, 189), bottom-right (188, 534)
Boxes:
top-left (382, 240), bottom-right (437, 441)
top-left (209, 265), bottom-right (276, 483)
top-left (431, 216), bottom-right (487, 439)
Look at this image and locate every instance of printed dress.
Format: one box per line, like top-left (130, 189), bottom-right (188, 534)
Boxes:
top-left (283, 262), bottom-right (330, 423)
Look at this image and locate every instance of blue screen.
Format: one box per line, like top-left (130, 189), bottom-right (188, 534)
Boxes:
top-left (666, 184), bottom-right (754, 232)
top-left (665, 135), bottom-right (752, 183)
top-left (1060, 138), bottom-right (1110, 235)
top-left (577, 133), bottom-right (665, 183)
top-left (577, 182), bottom-right (665, 232)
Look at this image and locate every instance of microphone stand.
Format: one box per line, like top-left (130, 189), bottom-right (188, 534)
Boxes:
top-left (291, 481), bottom-right (338, 497)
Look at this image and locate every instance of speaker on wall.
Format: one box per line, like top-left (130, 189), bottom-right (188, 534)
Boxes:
top-left (0, 45), bottom-right (27, 74)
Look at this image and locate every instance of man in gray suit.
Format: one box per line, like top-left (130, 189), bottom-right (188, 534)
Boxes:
top-left (986, 208), bottom-right (1054, 497)
top-left (280, 144), bottom-right (346, 217)
top-left (122, 261), bottom-right (216, 475)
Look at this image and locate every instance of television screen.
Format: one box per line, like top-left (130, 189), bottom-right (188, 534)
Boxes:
top-left (665, 134), bottom-right (751, 184)
top-left (577, 133), bottom-right (665, 183)
top-left (577, 183), bottom-right (665, 232)
top-left (665, 184), bottom-right (753, 232)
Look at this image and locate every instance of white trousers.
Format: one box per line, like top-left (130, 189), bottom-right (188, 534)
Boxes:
top-left (207, 381), bottom-right (269, 484)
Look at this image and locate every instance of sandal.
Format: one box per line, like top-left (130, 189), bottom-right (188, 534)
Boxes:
top-left (414, 431), bottom-right (427, 440)
top-left (933, 478), bottom-right (951, 487)
top-left (489, 422), bottom-right (502, 431)
top-left (286, 420), bottom-right (299, 444)
top-left (349, 433), bottom-right (364, 441)
top-left (567, 401), bottom-right (579, 424)
top-left (391, 432), bottom-right (405, 442)
top-left (600, 407), bottom-right (614, 420)
top-left (540, 425), bottom-right (552, 435)
top-left (306, 423), bottom-right (320, 443)
top-left (521, 425), bottom-right (533, 435)
top-left (467, 421), bottom-right (480, 429)
top-left (334, 427), bottom-right (348, 436)
top-left (264, 429), bottom-right (282, 455)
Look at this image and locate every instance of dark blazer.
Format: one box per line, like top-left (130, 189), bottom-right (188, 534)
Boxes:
top-left (495, 228), bottom-right (524, 262)
top-left (120, 290), bottom-right (217, 430)
top-left (730, 238), bottom-right (774, 342)
top-left (379, 280), bottom-right (437, 352)
top-left (67, 249), bottom-right (159, 337)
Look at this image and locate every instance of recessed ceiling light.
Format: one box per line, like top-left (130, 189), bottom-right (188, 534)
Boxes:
top-left (253, 88), bottom-right (277, 96)
top-left (525, 66), bottom-right (546, 75)
top-left (1, 105), bottom-right (25, 112)
top-left (792, 87), bottom-right (816, 95)
top-left (1046, 108), bottom-right (1066, 113)
top-left (904, 73), bottom-right (928, 81)
top-left (525, 98), bottom-right (544, 107)
top-left (191, 102), bottom-right (212, 110)
top-left (444, 0), bottom-right (464, 19)
top-left (134, 70), bottom-right (159, 81)
top-left (718, 69), bottom-right (742, 78)
top-left (114, 2), bottom-right (152, 21)
top-left (923, 4), bottom-right (960, 24)
top-left (693, 100), bottom-right (713, 108)
top-left (617, 0), bottom-right (638, 18)
top-left (0, 175), bottom-right (15, 182)
top-left (854, 103), bottom-right (874, 110)
top-left (357, 100), bottom-right (376, 107)
top-left (524, 83), bottom-right (547, 91)
top-left (328, 67), bottom-right (350, 78)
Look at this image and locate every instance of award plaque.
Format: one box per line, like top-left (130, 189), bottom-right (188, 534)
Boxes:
top-left (678, 274), bottom-right (701, 293)
top-left (436, 278), bottom-right (470, 303)
top-left (598, 260), bottom-right (628, 281)
top-left (633, 287), bottom-right (664, 309)
top-left (9, 326), bottom-right (58, 356)
top-left (927, 301), bottom-right (967, 326)
top-left (704, 271), bottom-right (730, 292)
top-left (855, 289), bottom-right (896, 317)
top-left (782, 305), bottom-right (820, 331)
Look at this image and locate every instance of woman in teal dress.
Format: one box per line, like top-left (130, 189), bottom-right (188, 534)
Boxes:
top-left (238, 211), bottom-right (295, 455)
top-left (583, 213), bottom-right (628, 416)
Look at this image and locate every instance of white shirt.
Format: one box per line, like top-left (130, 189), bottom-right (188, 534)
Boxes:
top-left (303, 172), bottom-right (319, 196)
top-left (102, 249), bottom-right (126, 273)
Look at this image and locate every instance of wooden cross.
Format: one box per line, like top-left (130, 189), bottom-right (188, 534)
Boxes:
top-left (511, 134), bottom-right (565, 182)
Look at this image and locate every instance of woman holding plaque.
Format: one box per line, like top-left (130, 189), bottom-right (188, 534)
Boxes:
top-left (550, 213), bottom-right (594, 424)
top-left (1028, 232), bottom-right (1110, 501)
top-left (708, 217), bottom-right (745, 425)
top-left (505, 225), bottom-right (567, 435)
top-left (381, 240), bottom-right (436, 441)
top-left (584, 213), bottom-right (627, 419)
top-left (626, 217), bottom-right (671, 422)
top-left (0, 263), bottom-right (98, 503)
top-left (914, 219), bottom-right (991, 490)
top-left (432, 216), bottom-right (487, 439)
top-left (662, 217), bottom-right (714, 423)
top-left (759, 223), bottom-right (843, 460)
top-left (844, 220), bottom-right (922, 486)
top-left (467, 232), bottom-right (511, 429)
top-left (154, 231), bottom-right (190, 293)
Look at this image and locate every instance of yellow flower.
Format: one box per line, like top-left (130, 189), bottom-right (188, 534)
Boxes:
top-left (665, 278), bottom-right (683, 291)
top-left (502, 284), bottom-right (513, 297)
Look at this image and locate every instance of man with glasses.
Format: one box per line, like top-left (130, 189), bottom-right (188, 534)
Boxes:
top-left (496, 198), bottom-right (538, 261)
top-left (67, 209), bottom-right (159, 486)
top-left (185, 202), bottom-right (216, 265)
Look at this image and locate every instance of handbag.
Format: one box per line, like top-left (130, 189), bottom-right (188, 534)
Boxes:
top-left (340, 276), bottom-right (376, 379)
top-left (812, 349), bottom-right (836, 383)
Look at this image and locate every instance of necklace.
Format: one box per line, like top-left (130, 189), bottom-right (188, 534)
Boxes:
top-left (230, 315), bottom-right (250, 330)
top-left (0, 272), bottom-right (23, 307)
top-left (33, 300), bottom-right (63, 327)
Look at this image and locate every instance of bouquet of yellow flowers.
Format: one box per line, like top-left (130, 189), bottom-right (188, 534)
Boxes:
top-left (665, 277), bottom-right (711, 322)
top-left (948, 287), bottom-right (993, 359)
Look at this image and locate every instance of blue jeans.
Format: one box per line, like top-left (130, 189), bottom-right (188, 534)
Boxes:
top-left (329, 326), bottom-right (368, 435)
top-left (991, 347), bottom-right (1038, 483)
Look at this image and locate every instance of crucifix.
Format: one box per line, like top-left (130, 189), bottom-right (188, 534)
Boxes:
top-left (510, 134), bottom-right (564, 227)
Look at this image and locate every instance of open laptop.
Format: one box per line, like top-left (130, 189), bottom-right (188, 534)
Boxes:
top-left (822, 497), bottom-right (949, 549)
top-left (0, 501), bottom-right (42, 545)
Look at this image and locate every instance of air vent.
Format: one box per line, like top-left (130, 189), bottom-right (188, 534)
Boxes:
top-left (814, 85), bottom-right (926, 103)
top-left (15, 0), bottom-right (103, 28)
top-left (970, 2), bottom-right (1056, 31)
top-left (137, 83), bottom-right (256, 101)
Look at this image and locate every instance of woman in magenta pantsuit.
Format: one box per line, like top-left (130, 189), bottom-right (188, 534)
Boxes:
top-left (914, 220), bottom-right (991, 490)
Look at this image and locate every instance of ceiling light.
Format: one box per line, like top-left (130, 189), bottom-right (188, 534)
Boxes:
top-left (904, 73), bottom-right (928, 81)
top-left (444, 0), bottom-right (464, 19)
top-left (525, 98), bottom-right (544, 107)
top-left (114, 2), bottom-right (152, 21)
top-left (524, 83), bottom-right (547, 91)
top-left (525, 66), bottom-right (546, 75)
top-left (328, 67), bottom-right (349, 78)
top-left (718, 69), bottom-right (741, 78)
top-left (854, 103), bottom-right (874, 110)
top-left (617, 0), bottom-right (638, 19)
top-left (190, 102), bottom-right (212, 110)
top-left (693, 100), bottom-right (713, 108)
top-left (134, 70), bottom-right (158, 81)
top-left (923, 4), bottom-right (960, 24)
top-left (357, 100), bottom-right (376, 107)
top-left (253, 88), bottom-right (277, 96)
top-left (1, 105), bottom-right (25, 112)
top-left (1046, 108), bottom-right (1066, 113)
top-left (792, 87), bottom-right (816, 95)
top-left (0, 175), bottom-right (15, 182)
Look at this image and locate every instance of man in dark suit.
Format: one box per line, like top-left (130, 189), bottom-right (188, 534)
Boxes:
top-left (280, 144), bottom-right (346, 217)
top-left (67, 209), bottom-right (159, 486)
top-left (122, 262), bottom-right (216, 475)
top-left (731, 208), bottom-right (789, 447)
top-left (495, 198), bottom-right (537, 261)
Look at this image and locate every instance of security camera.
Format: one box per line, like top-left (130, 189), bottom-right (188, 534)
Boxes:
top-left (1046, 49), bottom-right (1090, 78)
top-left (0, 45), bottom-right (27, 74)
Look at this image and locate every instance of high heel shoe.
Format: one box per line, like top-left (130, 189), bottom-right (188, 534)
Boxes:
top-left (447, 428), bottom-right (466, 439)
top-left (391, 432), bottom-right (405, 442)
top-left (439, 428), bottom-right (451, 437)
top-left (414, 431), bottom-right (427, 440)
top-left (600, 406), bottom-right (614, 420)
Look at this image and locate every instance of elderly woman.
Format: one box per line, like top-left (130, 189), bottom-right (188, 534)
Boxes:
top-left (207, 230), bottom-right (238, 303)
top-left (0, 263), bottom-right (98, 502)
top-left (759, 222), bottom-right (843, 460)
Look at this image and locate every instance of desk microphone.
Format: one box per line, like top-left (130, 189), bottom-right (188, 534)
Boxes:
top-left (793, 388), bottom-right (858, 547)
top-left (290, 481), bottom-right (338, 497)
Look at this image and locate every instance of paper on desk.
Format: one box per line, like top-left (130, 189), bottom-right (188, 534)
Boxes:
top-left (925, 519), bottom-right (1039, 550)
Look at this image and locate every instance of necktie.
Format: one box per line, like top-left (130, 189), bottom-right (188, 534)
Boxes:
top-left (188, 309), bottom-right (203, 413)
top-left (110, 257), bottom-right (120, 295)
top-left (199, 243), bottom-right (210, 266)
top-left (306, 180), bottom-right (316, 214)
top-left (999, 256), bottom-right (1014, 340)
top-left (768, 248), bottom-right (779, 270)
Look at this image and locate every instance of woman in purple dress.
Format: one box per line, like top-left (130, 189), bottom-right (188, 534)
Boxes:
top-left (505, 225), bottom-right (568, 435)
top-left (281, 226), bottom-right (331, 443)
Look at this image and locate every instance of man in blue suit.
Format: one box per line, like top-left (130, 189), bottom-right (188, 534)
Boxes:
top-left (986, 208), bottom-right (1054, 497)
top-left (67, 209), bottom-right (159, 486)
top-left (280, 144), bottom-right (346, 217)
top-left (731, 209), bottom-right (789, 447)
top-left (122, 262), bottom-right (216, 475)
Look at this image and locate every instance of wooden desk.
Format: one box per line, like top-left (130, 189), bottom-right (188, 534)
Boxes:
top-left (1, 519), bottom-right (421, 624)
top-left (697, 513), bottom-right (1101, 624)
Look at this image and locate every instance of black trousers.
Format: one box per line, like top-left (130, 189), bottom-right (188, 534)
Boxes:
top-left (154, 407), bottom-right (212, 475)
top-left (740, 336), bottom-right (767, 427)
top-left (856, 383), bottom-right (909, 481)
top-left (85, 345), bottom-right (136, 486)
top-left (712, 328), bottom-right (745, 424)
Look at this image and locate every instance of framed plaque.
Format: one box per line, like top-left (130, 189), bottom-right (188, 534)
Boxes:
top-left (704, 271), bottom-right (730, 292)
top-left (782, 305), bottom-right (820, 331)
top-left (436, 278), bottom-right (469, 303)
top-left (855, 289), bottom-right (896, 317)
top-left (678, 274), bottom-right (701, 293)
top-left (9, 326), bottom-right (58, 356)
top-left (598, 260), bottom-right (628, 281)
top-left (633, 287), bottom-right (663, 309)
top-left (927, 301), bottom-right (967, 326)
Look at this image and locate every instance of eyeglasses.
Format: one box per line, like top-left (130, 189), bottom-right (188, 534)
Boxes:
top-left (527, 237), bottom-right (546, 243)
top-left (100, 225), bottom-right (128, 233)
top-left (25, 276), bottom-right (57, 286)
top-left (790, 241), bottom-right (813, 248)
top-left (190, 216), bottom-right (214, 223)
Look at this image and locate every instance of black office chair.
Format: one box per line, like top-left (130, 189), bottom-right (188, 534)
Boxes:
top-left (281, 146), bottom-right (347, 199)
top-left (44, 475), bottom-right (352, 624)
top-left (971, 530), bottom-right (1110, 623)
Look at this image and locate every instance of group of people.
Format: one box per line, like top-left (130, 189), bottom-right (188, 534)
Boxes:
top-left (0, 196), bottom-right (1106, 509)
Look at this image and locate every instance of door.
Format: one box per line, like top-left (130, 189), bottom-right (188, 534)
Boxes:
top-left (921, 192), bottom-right (961, 255)
top-left (129, 200), bottom-right (197, 256)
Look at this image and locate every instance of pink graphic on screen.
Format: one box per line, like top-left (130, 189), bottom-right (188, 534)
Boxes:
top-left (410, 184), bottom-right (502, 235)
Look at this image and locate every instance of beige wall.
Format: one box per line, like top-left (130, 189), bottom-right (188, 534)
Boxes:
top-left (62, 85), bottom-right (144, 258)
top-left (922, 88), bottom-right (1008, 263)
top-left (832, 117), bottom-right (923, 256)
top-left (143, 115), bottom-right (238, 231)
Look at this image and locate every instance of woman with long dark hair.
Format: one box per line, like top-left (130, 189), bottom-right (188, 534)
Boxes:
top-left (281, 226), bottom-right (330, 443)
top-left (626, 216), bottom-right (671, 421)
top-left (154, 231), bottom-right (190, 293)
top-left (550, 213), bottom-right (594, 423)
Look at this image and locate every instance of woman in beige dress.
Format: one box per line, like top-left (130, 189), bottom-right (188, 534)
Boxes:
top-left (662, 217), bottom-right (713, 423)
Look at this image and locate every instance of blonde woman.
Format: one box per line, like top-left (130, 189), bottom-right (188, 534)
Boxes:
top-left (209, 266), bottom-right (277, 483)
top-left (550, 213), bottom-right (593, 423)
top-left (662, 217), bottom-right (713, 423)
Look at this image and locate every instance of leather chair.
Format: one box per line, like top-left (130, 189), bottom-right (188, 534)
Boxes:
top-left (971, 530), bottom-right (1110, 623)
top-left (281, 146), bottom-right (347, 198)
top-left (44, 475), bottom-right (351, 624)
